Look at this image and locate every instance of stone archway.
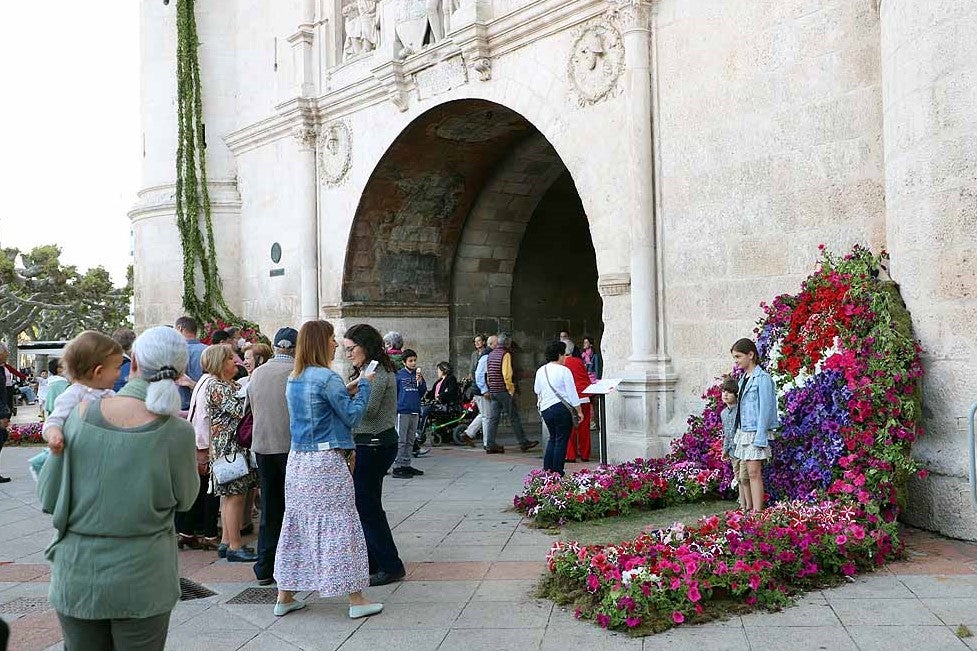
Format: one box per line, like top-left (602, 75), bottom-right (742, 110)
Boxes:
top-left (341, 99), bottom-right (602, 433)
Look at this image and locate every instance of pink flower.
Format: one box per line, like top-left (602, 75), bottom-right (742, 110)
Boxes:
top-left (841, 562), bottom-right (856, 576)
top-left (586, 574), bottom-right (600, 592)
top-left (596, 613), bottom-right (611, 628)
top-left (836, 534), bottom-right (848, 545)
top-left (625, 616), bottom-right (641, 628)
top-left (672, 611), bottom-right (685, 624)
top-left (687, 584), bottom-right (701, 603)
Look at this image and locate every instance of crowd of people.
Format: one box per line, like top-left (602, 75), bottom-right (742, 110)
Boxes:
top-left (0, 316), bottom-right (639, 650)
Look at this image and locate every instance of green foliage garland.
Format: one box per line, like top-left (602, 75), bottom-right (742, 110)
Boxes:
top-left (175, 0), bottom-right (251, 328)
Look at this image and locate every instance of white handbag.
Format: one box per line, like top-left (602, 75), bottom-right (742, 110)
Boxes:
top-left (211, 450), bottom-right (252, 485)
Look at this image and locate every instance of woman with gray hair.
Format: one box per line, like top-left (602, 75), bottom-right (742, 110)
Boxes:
top-left (37, 326), bottom-right (199, 651)
top-left (383, 331), bottom-right (405, 370)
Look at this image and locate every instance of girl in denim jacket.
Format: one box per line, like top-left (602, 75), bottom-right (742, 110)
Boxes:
top-left (730, 338), bottom-right (779, 512)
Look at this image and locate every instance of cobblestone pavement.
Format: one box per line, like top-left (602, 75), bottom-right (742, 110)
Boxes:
top-left (1, 444), bottom-right (976, 651)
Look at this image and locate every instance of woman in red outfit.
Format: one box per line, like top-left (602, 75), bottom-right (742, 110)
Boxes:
top-left (563, 350), bottom-right (592, 462)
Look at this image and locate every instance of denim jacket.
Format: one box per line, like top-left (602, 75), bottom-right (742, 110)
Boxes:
top-left (738, 366), bottom-right (779, 447)
top-left (721, 405), bottom-right (738, 456)
top-left (286, 366), bottom-right (371, 452)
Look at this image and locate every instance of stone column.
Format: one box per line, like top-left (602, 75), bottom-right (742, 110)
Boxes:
top-left (609, 0), bottom-right (676, 461)
top-left (292, 125), bottom-right (321, 325)
top-left (880, 0), bottom-right (977, 541)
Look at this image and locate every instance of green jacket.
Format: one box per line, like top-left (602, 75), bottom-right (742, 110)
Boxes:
top-left (38, 381), bottom-right (198, 620)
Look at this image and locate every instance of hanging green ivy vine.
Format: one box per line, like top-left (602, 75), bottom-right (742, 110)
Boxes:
top-left (175, 0), bottom-right (251, 329)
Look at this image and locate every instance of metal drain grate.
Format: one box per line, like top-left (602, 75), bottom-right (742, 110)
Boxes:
top-left (179, 578), bottom-right (218, 601)
top-left (225, 587), bottom-right (279, 604)
top-left (0, 597), bottom-right (52, 614)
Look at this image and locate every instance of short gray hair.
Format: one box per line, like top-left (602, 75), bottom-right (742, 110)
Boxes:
top-left (497, 332), bottom-right (511, 349)
top-left (383, 331), bottom-right (404, 350)
top-left (0, 342), bottom-right (8, 354)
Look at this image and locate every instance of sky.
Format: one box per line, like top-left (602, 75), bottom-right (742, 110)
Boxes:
top-left (0, 3), bottom-right (140, 285)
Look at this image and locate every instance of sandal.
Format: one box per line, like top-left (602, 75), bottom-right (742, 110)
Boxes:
top-left (197, 536), bottom-right (221, 551)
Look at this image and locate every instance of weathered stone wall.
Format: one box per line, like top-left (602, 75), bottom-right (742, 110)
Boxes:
top-left (655, 0), bottom-right (887, 429)
top-left (881, 0), bottom-right (977, 540)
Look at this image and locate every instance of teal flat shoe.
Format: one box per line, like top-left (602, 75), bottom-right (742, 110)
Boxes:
top-left (273, 600), bottom-right (307, 617)
top-left (349, 603), bottom-right (383, 619)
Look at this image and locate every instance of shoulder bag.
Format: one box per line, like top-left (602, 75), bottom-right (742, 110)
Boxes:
top-left (543, 366), bottom-right (583, 427)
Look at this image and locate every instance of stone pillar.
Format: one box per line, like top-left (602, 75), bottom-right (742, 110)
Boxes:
top-left (880, 0), bottom-right (977, 541)
top-left (609, 0), bottom-right (676, 461)
top-left (292, 125), bottom-right (320, 325)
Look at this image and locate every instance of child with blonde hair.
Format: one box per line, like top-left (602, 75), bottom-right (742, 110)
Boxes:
top-left (29, 331), bottom-right (124, 478)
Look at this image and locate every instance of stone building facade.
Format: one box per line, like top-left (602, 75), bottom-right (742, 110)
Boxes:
top-left (131, 0), bottom-right (977, 539)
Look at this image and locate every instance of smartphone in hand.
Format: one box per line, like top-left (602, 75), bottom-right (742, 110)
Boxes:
top-left (365, 360), bottom-right (378, 375)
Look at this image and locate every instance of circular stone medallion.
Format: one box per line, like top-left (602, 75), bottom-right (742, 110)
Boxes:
top-left (318, 121), bottom-right (352, 186)
top-left (568, 22), bottom-right (625, 107)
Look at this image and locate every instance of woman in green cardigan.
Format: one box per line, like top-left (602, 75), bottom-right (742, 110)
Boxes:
top-left (38, 326), bottom-right (199, 651)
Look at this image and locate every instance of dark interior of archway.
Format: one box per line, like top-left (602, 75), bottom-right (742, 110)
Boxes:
top-left (343, 100), bottom-right (537, 304)
top-left (509, 171), bottom-right (603, 419)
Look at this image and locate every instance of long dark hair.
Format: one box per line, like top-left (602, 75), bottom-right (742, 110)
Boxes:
top-left (345, 323), bottom-right (395, 380)
top-left (730, 338), bottom-right (760, 365)
top-left (582, 335), bottom-right (600, 355)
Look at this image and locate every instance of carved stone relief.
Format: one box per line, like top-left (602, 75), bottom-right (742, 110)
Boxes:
top-left (393, 0), bottom-right (462, 58)
top-left (567, 21), bottom-right (625, 107)
top-left (342, 0), bottom-right (380, 61)
top-left (415, 55), bottom-right (468, 100)
top-left (318, 121), bottom-right (353, 186)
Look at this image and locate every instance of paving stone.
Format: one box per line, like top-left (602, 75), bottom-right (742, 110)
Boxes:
top-left (407, 562), bottom-right (490, 581)
top-left (741, 594), bottom-right (841, 627)
top-left (384, 580), bottom-right (478, 603)
top-left (438, 627), bottom-right (545, 651)
top-left (336, 628), bottom-right (449, 651)
top-left (162, 627), bottom-right (266, 651)
top-left (498, 544), bottom-right (553, 561)
top-left (653, 625), bottom-right (752, 651)
top-left (921, 597), bottom-right (977, 627)
top-left (265, 604), bottom-right (365, 646)
top-left (441, 531), bottom-right (514, 546)
top-left (901, 575), bottom-right (977, 598)
top-left (471, 579), bottom-right (539, 602)
top-left (484, 561), bottom-right (546, 580)
top-left (829, 597), bottom-right (944, 626)
top-left (357, 600), bottom-right (465, 630)
top-left (846, 625), bottom-right (971, 651)
top-left (235, 632), bottom-right (306, 651)
top-left (745, 626), bottom-right (858, 651)
top-left (826, 573), bottom-right (917, 599)
top-left (453, 598), bottom-right (552, 628)
top-left (431, 545), bottom-right (503, 562)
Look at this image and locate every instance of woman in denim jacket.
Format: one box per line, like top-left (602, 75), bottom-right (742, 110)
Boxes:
top-left (730, 338), bottom-right (780, 512)
top-left (273, 320), bottom-right (384, 620)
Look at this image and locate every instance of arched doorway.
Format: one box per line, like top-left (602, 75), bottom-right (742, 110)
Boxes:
top-left (342, 99), bottom-right (602, 434)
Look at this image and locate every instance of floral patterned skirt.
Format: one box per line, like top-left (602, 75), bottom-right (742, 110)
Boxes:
top-left (734, 429), bottom-right (773, 461)
top-left (274, 450), bottom-right (369, 597)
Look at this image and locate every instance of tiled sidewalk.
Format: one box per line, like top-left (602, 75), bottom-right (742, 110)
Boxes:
top-left (1, 444), bottom-right (976, 651)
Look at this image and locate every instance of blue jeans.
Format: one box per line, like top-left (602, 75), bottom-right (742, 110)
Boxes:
top-left (18, 386), bottom-right (36, 404)
top-left (353, 443), bottom-right (404, 576)
top-left (253, 452), bottom-right (288, 581)
top-left (541, 403), bottom-right (573, 476)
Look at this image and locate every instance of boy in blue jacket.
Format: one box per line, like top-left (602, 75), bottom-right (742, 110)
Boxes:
top-left (393, 349), bottom-right (427, 478)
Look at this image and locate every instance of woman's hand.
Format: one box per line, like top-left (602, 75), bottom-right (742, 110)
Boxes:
top-left (346, 377), bottom-right (360, 395)
top-left (346, 450), bottom-right (356, 474)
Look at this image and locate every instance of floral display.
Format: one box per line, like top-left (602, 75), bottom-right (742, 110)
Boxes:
top-left (5, 422), bottom-right (44, 445)
top-left (546, 498), bottom-right (891, 632)
top-left (200, 319), bottom-right (263, 346)
top-left (526, 246), bottom-right (924, 633)
top-left (514, 460), bottom-right (720, 526)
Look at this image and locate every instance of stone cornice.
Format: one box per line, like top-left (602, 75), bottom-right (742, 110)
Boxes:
top-left (128, 181), bottom-right (242, 223)
top-left (225, 0), bottom-right (607, 152)
top-left (321, 302), bottom-right (450, 319)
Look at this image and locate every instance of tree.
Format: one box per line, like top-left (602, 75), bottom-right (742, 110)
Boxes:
top-left (0, 245), bottom-right (132, 352)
